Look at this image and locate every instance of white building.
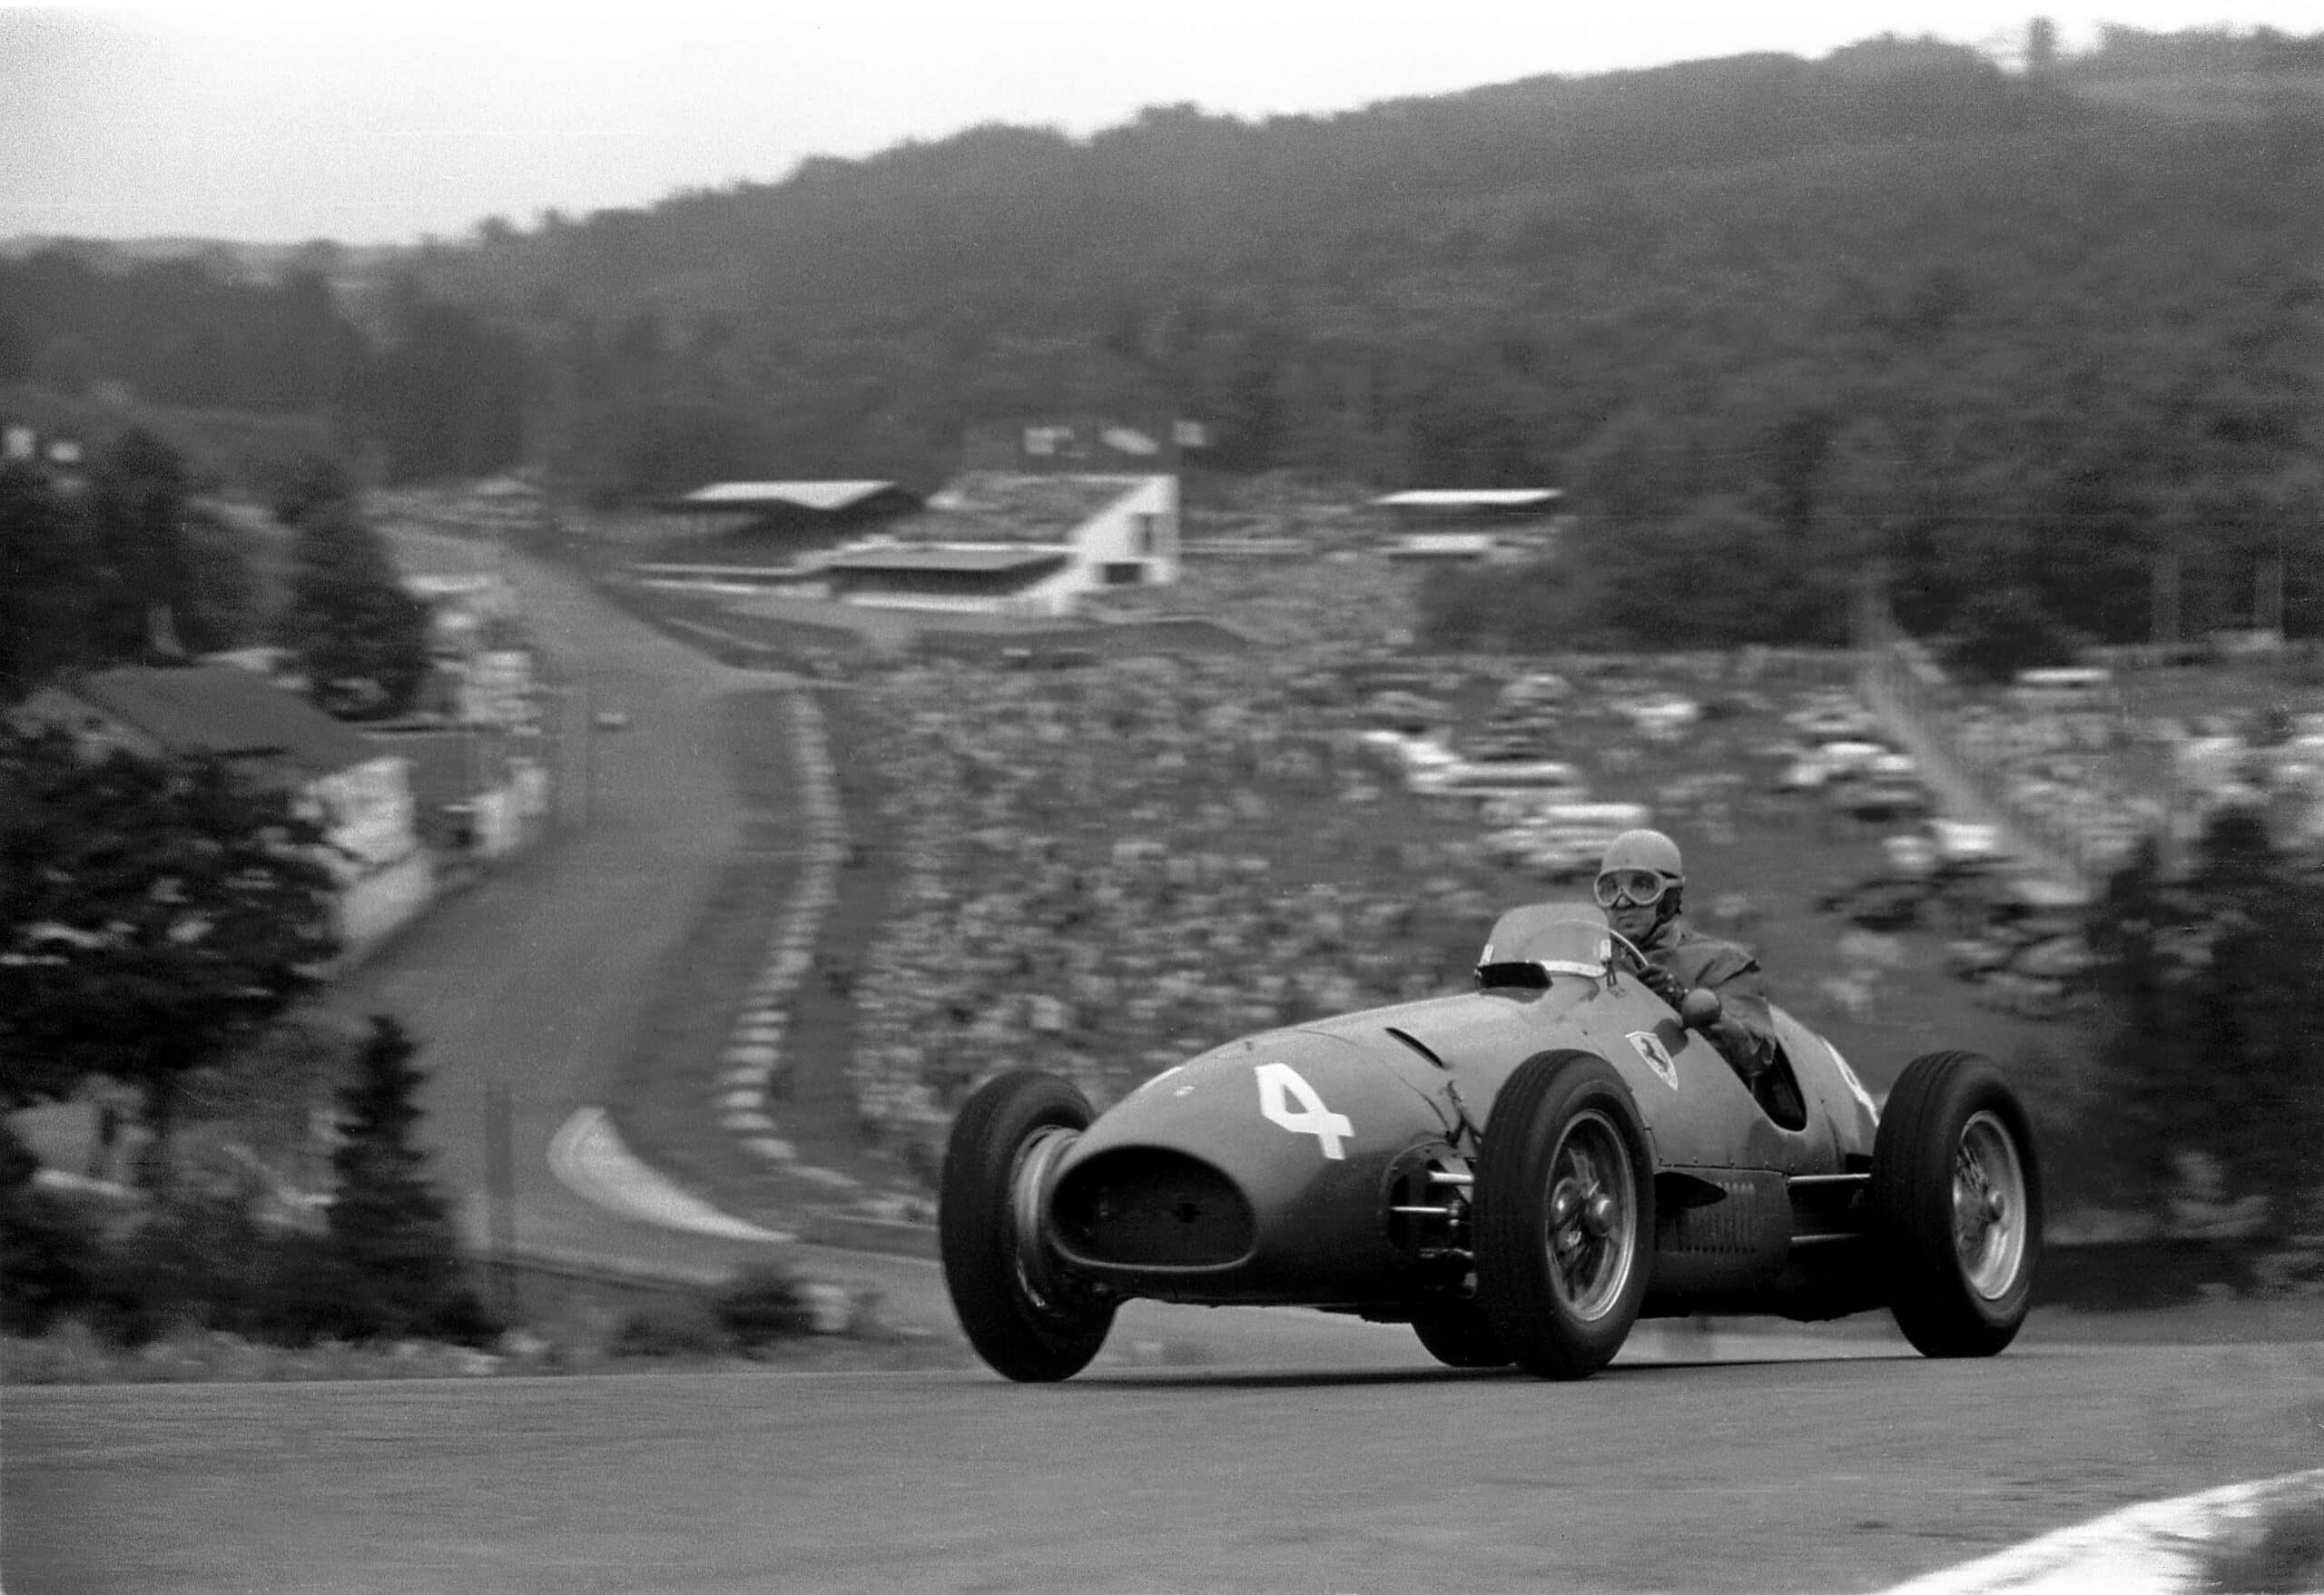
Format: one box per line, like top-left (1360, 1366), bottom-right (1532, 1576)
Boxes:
top-left (816, 471), bottom-right (1180, 618)
top-left (14, 665), bottom-right (432, 961)
top-left (1374, 487), bottom-right (1568, 562)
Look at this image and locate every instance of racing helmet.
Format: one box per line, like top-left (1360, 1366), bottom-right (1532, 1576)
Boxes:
top-left (1595, 828), bottom-right (1686, 913)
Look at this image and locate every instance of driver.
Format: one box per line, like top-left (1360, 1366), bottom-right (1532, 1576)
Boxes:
top-left (1594, 829), bottom-right (1778, 1088)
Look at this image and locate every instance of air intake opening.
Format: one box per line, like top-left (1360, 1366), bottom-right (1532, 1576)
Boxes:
top-left (1051, 1148), bottom-right (1256, 1269)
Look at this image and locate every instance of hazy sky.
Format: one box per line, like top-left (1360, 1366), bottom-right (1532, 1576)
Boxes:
top-left (4, 1), bottom-right (2315, 244)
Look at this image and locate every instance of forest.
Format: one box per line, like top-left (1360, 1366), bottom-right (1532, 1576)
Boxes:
top-left (3, 25), bottom-right (2319, 657)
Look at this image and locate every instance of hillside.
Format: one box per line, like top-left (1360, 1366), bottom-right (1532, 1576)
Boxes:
top-left (393, 34), bottom-right (2320, 652)
top-left (6, 28), bottom-right (2320, 654)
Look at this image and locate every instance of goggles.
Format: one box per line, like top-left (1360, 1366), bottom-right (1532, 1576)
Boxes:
top-left (1593, 868), bottom-right (1675, 910)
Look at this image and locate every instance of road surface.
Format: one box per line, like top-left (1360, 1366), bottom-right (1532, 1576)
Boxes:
top-left (11, 1337), bottom-right (2320, 1594)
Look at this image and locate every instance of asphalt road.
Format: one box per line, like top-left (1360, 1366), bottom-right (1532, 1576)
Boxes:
top-left (322, 535), bottom-right (797, 1279)
top-left (12, 1338), bottom-right (2321, 1595)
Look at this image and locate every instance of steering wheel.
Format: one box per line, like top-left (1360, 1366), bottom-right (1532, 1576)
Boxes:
top-left (1601, 927), bottom-right (1697, 1013)
top-left (1600, 925), bottom-right (1654, 981)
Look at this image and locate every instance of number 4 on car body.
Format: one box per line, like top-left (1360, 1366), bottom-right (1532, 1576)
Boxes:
top-left (1256, 1061), bottom-right (1353, 1158)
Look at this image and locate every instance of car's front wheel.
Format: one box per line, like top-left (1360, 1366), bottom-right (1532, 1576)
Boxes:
top-left (1873, 1050), bottom-right (2041, 1357)
top-left (1410, 1300), bottom-right (1512, 1369)
top-left (1473, 1051), bottom-right (1654, 1379)
top-left (939, 1070), bottom-right (1117, 1381)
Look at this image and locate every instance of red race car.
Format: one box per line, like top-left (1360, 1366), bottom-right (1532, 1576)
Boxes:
top-left (940, 901), bottom-right (2040, 1382)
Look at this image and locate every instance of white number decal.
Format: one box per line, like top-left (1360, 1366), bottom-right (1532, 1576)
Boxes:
top-left (1256, 1062), bottom-right (1353, 1159)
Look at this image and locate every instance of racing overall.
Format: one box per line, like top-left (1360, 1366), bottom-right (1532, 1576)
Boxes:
top-left (1629, 919), bottom-right (1779, 1089)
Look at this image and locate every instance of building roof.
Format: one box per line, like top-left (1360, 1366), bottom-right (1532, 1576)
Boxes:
top-left (404, 572), bottom-right (508, 598)
top-left (886, 471), bottom-right (1151, 546)
top-left (1387, 532), bottom-right (1502, 557)
top-left (821, 546), bottom-right (1071, 576)
top-left (1373, 488), bottom-right (1563, 508)
top-left (670, 480), bottom-right (908, 512)
top-left (64, 665), bottom-right (381, 776)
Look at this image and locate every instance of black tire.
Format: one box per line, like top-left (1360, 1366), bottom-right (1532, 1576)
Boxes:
top-left (1873, 1050), bottom-right (2042, 1358)
top-left (1410, 1302), bottom-right (1512, 1369)
top-left (939, 1070), bottom-right (1117, 1382)
top-left (1473, 1052), bottom-right (1655, 1380)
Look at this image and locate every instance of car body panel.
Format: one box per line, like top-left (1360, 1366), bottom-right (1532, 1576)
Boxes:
top-left (1042, 902), bottom-right (1886, 1318)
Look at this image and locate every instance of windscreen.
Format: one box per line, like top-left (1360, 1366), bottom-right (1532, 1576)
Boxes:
top-left (1476, 901), bottom-right (1613, 980)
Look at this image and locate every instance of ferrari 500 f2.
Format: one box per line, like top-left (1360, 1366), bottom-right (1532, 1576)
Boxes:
top-left (940, 901), bottom-right (2040, 1381)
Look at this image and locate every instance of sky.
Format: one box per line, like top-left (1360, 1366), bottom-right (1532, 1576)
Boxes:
top-left (3, 1), bottom-right (2317, 245)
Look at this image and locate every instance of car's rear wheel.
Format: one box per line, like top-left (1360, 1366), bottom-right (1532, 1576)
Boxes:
top-left (1409, 1300), bottom-right (1512, 1369)
top-left (1873, 1050), bottom-right (2041, 1357)
top-left (1473, 1051), bottom-right (1654, 1379)
top-left (940, 1070), bottom-right (1117, 1382)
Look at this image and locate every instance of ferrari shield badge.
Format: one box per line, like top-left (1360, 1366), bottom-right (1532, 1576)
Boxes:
top-left (1625, 1029), bottom-right (1680, 1090)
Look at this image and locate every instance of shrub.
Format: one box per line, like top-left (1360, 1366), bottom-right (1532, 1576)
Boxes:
top-left (608, 1299), bottom-right (726, 1359)
top-left (81, 1192), bottom-right (261, 1348)
top-left (710, 1265), bottom-right (815, 1351)
top-left (0, 1183), bottom-right (102, 1336)
top-left (5, 1014), bottom-right (509, 1354)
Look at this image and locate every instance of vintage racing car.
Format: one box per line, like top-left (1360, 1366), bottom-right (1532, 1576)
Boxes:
top-left (939, 901), bottom-right (2040, 1381)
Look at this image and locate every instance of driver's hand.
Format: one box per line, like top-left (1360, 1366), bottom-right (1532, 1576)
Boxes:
top-left (1634, 963), bottom-right (1686, 1006)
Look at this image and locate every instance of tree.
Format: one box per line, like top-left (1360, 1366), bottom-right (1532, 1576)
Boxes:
top-left (0, 1119), bottom-right (100, 1335)
top-left (2027, 17), bottom-right (2061, 74)
top-left (0, 463), bottom-right (99, 701)
top-left (271, 450), bottom-right (358, 529)
top-left (1583, 497), bottom-right (1827, 647)
top-left (1945, 584), bottom-right (2082, 682)
top-left (3, 444), bottom-right (257, 700)
top-left (0, 726), bottom-right (340, 1178)
top-left (323, 1015), bottom-right (494, 1340)
top-left (85, 428), bottom-right (202, 662)
top-left (364, 272), bottom-right (527, 481)
top-left (2083, 812), bottom-right (2324, 1244)
top-left (276, 497), bottom-right (431, 718)
top-left (177, 506), bottom-right (261, 657)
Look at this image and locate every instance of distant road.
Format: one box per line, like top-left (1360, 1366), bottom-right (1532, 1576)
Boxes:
top-left (342, 534), bottom-right (792, 1277)
top-left (355, 540), bottom-right (1407, 1338)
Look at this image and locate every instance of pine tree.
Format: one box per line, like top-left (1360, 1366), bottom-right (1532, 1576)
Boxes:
top-left (276, 497), bottom-right (430, 719)
top-left (324, 1015), bottom-right (492, 1340)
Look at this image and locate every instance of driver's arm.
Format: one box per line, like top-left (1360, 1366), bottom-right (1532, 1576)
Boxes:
top-left (1676, 945), bottom-right (1779, 1078)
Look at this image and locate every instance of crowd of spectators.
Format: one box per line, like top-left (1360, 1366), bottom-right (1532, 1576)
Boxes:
top-left (843, 654), bottom-right (1505, 1169)
top-left (834, 628), bottom-right (1888, 1172)
top-left (1875, 641), bottom-right (2324, 886)
top-left (1943, 703), bottom-right (2169, 880)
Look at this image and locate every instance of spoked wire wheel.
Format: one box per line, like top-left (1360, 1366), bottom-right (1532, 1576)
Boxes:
top-left (1541, 1109), bottom-right (1640, 1323)
top-left (940, 1071), bottom-right (1117, 1382)
top-left (1004, 1124), bottom-right (1087, 1324)
top-left (1874, 1050), bottom-right (2042, 1358)
top-left (1474, 1051), bottom-right (1655, 1380)
top-left (1952, 1109), bottom-right (2030, 1302)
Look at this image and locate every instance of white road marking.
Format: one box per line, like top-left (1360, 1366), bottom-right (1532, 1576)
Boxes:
top-left (1875, 1466), bottom-right (2324, 1594)
top-left (547, 1106), bottom-right (793, 1243)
